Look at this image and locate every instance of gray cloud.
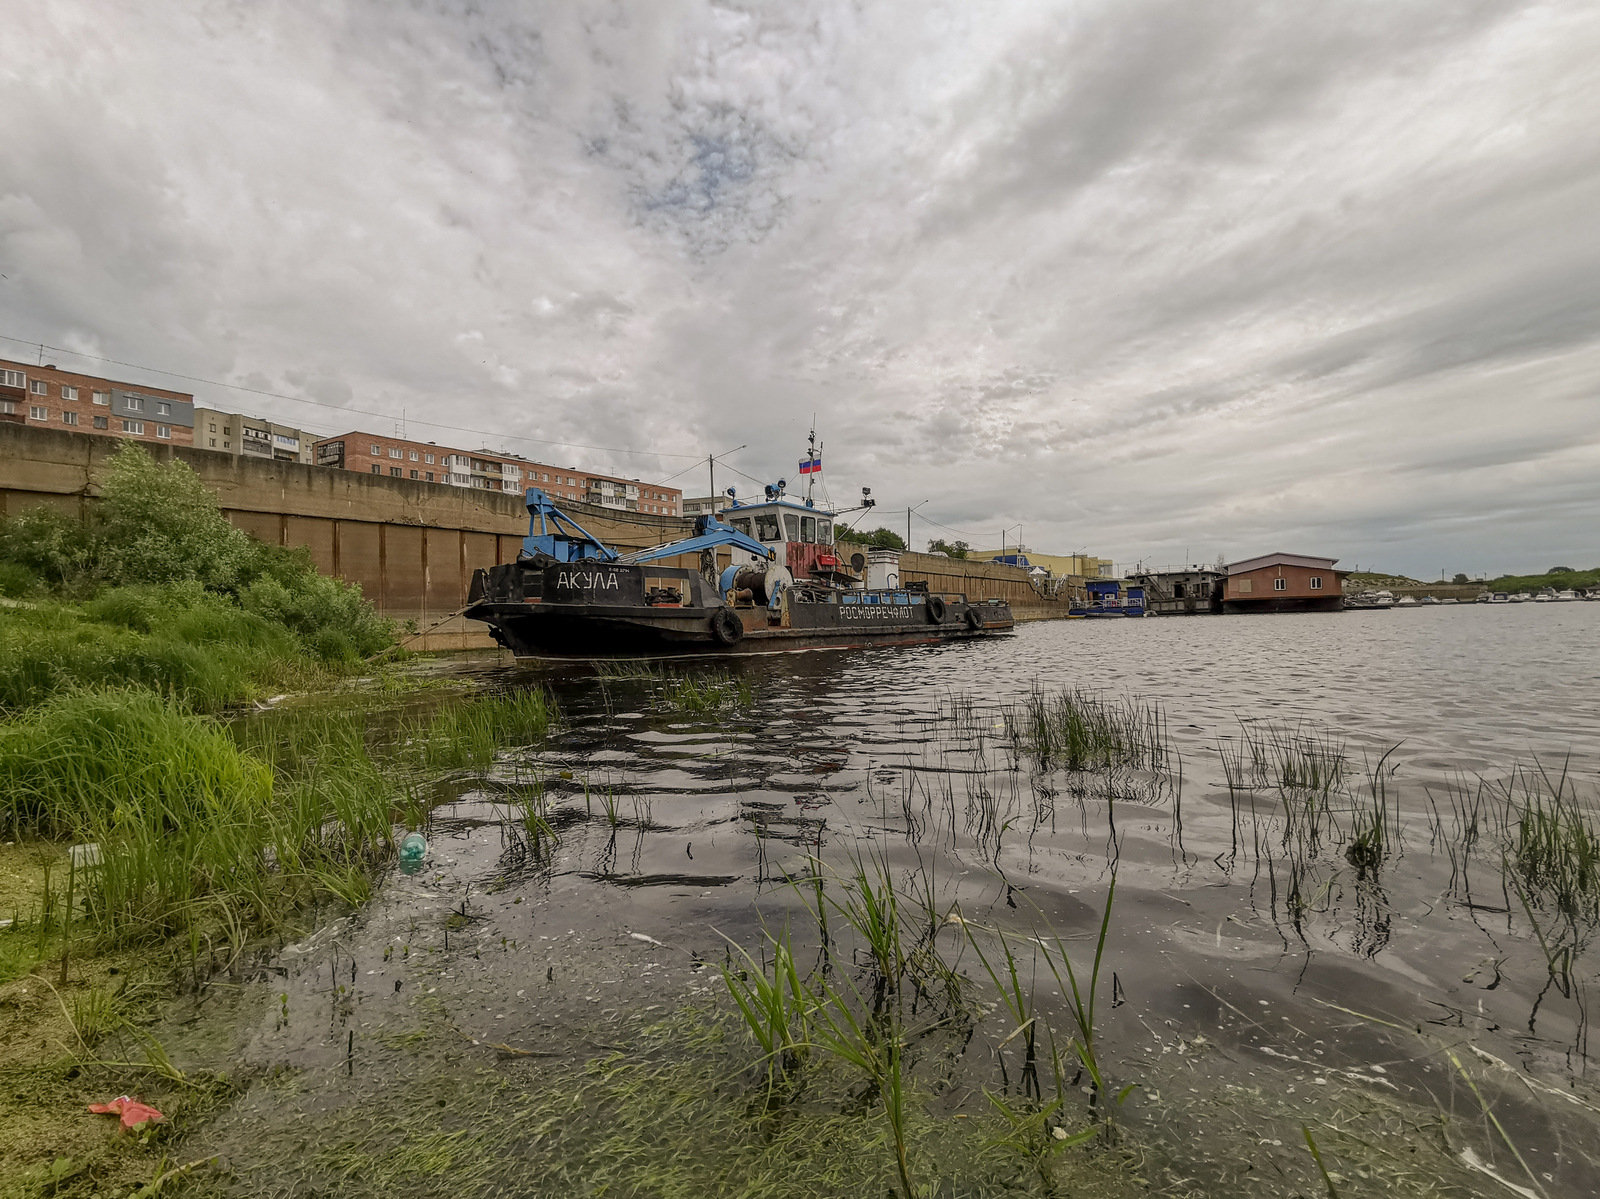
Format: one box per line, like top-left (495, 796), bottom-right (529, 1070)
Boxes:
top-left (1, 0), bottom-right (1598, 575)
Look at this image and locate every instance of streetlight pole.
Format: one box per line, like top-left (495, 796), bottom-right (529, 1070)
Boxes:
top-left (707, 444), bottom-right (747, 514)
top-left (907, 500), bottom-right (928, 552)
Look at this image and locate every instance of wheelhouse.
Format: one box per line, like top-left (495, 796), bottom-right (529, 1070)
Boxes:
top-left (719, 497), bottom-right (848, 584)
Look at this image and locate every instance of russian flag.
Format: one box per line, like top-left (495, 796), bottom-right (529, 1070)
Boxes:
top-left (798, 455), bottom-right (821, 475)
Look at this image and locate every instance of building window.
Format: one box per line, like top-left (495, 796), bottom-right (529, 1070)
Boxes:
top-left (390, 466), bottom-right (402, 477)
top-left (127, 396), bottom-right (144, 411)
top-left (389, 447), bottom-right (402, 459)
top-left (222, 425), bottom-right (230, 434)
top-left (210, 438), bottom-right (217, 447)
top-left (93, 391), bottom-right (109, 405)
top-left (409, 450), bottom-right (418, 461)
top-left (1235, 578), bottom-right (1253, 594)
top-left (93, 416), bottom-right (108, 429)
top-left (61, 411), bottom-right (78, 426)
top-left (1309, 576), bottom-right (1322, 590)
top-left (62, 385), bottom-right (78, 400)
top-left (223, 441), bottom-right (230, 449)
top-left (425, 471), bottom-right (434, 482)
top-left (29, 405), bottom-right (48, 420)
top-left (156, 424), bottom-right (171, 439)
top-left (409, 469), bottom-right (418, 479)
top-left (209, 423), bottom-right (217, 432)
top-left (1273, 577), bottom-right (1287, 591)
top-left (371, 443), bottom-right (381, 455)
top-left (424, 453), bottom-right (434, 464)
top-left (156, 401), bottom-right (170, 415)
top-left (0, 400), bottom-right (12, 414)
top-left (371, 464), bottom-right (381, 474)
top-left (1, 369), bottom-right (23, 387)
top-left (122, 419), bottom-right (144, 434)
top-left (30, 380), bottom-right (46, 395)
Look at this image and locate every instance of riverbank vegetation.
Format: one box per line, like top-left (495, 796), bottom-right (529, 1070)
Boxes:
top-left (0, 443), bottom-right (395, 712)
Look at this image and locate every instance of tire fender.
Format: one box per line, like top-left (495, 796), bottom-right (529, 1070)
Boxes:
top-left (964, 606), bottom-right (984, 631)
top-left (710, 606), bottom-right (744, 646)
top-left (925, 595), bottom-right (947, 623)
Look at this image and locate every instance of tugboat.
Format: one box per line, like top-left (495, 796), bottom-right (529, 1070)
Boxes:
top-left (464, 483), bottom-right (1013, 658)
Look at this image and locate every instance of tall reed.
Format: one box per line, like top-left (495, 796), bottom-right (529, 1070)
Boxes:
top-left (1007, 686), bottom-right (1169, 773)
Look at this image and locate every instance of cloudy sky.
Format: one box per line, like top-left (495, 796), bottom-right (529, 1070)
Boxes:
top-left (3, 1), bottom-right (1598, 576)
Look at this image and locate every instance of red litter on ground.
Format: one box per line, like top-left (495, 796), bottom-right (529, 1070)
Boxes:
top-left (88, 1096), bottom-right (164, 1131)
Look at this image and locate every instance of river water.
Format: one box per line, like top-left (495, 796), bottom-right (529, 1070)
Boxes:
top-left (181, 604), bottom-right (1600, 1197)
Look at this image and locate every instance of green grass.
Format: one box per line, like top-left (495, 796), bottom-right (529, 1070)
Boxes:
top-left (401, 688), bottom-right (559, 772)
top-left (1007, 686), bottom-right (1170, 772)
top-left (0, 589), bottom-right (338, 715)
top-left (0, 690), bottom-right (395, 951)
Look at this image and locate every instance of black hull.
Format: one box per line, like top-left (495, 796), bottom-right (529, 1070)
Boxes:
top-left (465, 600), bottom-right (1014, 658)
top-left (463, 560), bottom-right (1013, 659)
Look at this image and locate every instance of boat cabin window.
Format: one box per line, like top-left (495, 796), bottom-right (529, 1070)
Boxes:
top-left (818, 519), bottom-right (832, 542)
top-left (1173, 583), bottom-right (1186, 598)
top-left (801, 516), bottom-right (817, 544)
top-left (783, 514), bottom-right (800, 541)
top-left (730, 517), bottom-right (753, 537)
top-left (755, 514), bottom-right (782, 542)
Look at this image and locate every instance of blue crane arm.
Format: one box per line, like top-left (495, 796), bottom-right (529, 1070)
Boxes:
top-left (617, 514), bottom-right (775, 565)
top-left (521, 489), bottom-right (618, 562)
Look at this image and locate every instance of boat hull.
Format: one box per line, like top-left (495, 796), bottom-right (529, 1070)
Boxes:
top-left (463, 560), bottom-right (1013, 659)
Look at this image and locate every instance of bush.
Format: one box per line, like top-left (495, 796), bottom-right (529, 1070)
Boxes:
top-left (0, 445), bottom-right (394, 702)
top-left (0, 504), bottom-right (96, 585)
top-left (0, 561), bottom-right (37, 598)
top-left (240, 572), bottom-right (393, 660)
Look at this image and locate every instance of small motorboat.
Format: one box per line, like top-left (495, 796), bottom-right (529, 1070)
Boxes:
top-left (1510, 593), bottom-right (1532, 603)
top-left (1419, 595), bottom-right (1441, 605)
top-left (1395, 595), bottom-right (1419, 607)
top-left (1475, 592), bottom-right (1491, 604)
top-left (1556, 589), bottom-right (1579, 601)
top-left (1534, 591), bottom-right (1555, 603)
top-left (1489, 592), bottom-right (1510, 604)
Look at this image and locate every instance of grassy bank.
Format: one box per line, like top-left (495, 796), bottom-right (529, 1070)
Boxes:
top-left (0, 443), bottom-right (396, 714)
top-left (0, 686), bottom-right (559, 1196)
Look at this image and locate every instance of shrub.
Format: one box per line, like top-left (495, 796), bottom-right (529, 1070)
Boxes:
top-left (95, 445), bottom-right (254, 589)
top-left (239, 572), bottom-right (393, 660)
top-left (0, 504), bottom-right (96, 586)
top-left (0, 561), bottom-right (37, 598)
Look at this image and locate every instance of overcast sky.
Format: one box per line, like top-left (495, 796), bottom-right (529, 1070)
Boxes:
top-left (3, 1), bottom-right (1598, 577)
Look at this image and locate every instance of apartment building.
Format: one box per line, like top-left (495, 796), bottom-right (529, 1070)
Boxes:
top-left (0, 357), bottom-right (195, 446)
top-left (313, 432), bottom-right (492, 487)
top-left (192, 406), bottom-right (316, 464)
top-left (312, 430), bottom-right (681, 515)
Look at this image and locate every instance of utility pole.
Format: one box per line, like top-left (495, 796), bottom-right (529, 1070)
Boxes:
top-left (709, 454), bottom-right (715, 511)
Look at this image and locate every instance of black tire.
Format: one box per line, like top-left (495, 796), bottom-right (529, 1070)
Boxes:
top-left (925, 595), bottom-right (947, 623)
top-left (964, 606), bottom-right (984, 631)
top-left (710, 607), bottom-right (744, 646)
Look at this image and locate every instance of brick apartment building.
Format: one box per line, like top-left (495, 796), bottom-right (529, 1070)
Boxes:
top-left (312, 431), bottom-right (681, 516)
top-left (0, 357), bottom-right (195, 446)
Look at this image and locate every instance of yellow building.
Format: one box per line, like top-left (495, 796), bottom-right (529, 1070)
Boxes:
top-left (971, 549), bottom-right (1114, 578)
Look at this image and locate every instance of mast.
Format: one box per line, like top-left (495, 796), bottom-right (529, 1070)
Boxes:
top-left (804, 426), bottom-right (818, 505)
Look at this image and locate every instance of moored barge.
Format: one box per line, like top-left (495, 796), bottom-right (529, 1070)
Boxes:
top-left (465, 488), bottom-right (1013, 658)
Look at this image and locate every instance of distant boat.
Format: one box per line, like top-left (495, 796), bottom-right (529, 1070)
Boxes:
top-left (1510, 593), bottom-right (1532, 603)
top-left (1395, 595), bottom-right (1419, 607)
top-left (1475, 592), bottom-right (1491, 604)
top-left (1420, 595), bottom-right (1441, 605)
top-left (1344, 590), bottom-right (1396, 610)
top-left (1489, 592), bottom-right (1510, 604)
top-left (1556, 589), bottom-right (1579, 601)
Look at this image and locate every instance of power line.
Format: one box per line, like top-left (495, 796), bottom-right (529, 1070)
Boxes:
top-left (0, 332), bottom-right (707, 463)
